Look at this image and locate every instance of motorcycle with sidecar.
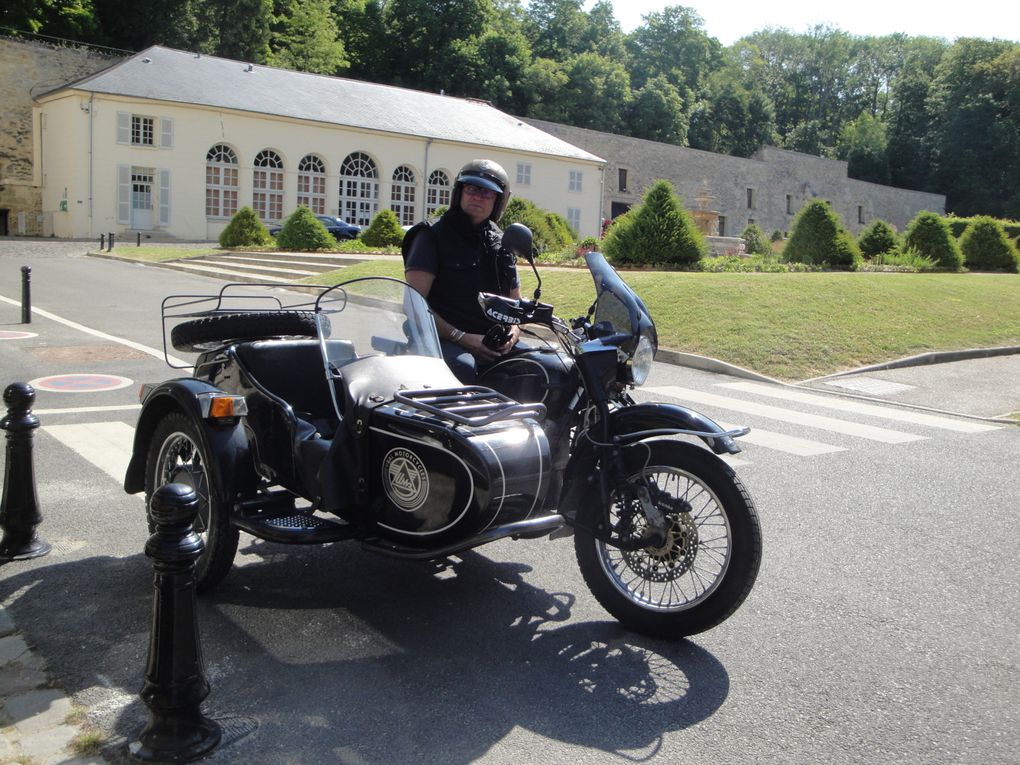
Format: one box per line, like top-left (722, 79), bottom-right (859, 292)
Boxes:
top-left (124, 225), bottom-right (761, 638)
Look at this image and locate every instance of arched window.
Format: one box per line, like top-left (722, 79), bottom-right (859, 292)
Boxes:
top-left (426, 169), bottom-right (451, 217)
top-left (391, 165), bottom-right (417, 226)
top-left (298, 154), bottom-right (327, 214)
top-left (253, 149), bottom-right (284, 222)
top-left (339, 152), bottom-right (378, 227)
top-left (205, 144), bottom-right (238, 219)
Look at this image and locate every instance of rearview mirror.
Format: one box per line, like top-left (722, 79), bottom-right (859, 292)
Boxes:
top-left (501, 223), bottom-right (534, 264)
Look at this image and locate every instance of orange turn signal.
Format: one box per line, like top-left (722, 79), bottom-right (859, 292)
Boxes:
top-left (208, 397), bottom-right (237, 418)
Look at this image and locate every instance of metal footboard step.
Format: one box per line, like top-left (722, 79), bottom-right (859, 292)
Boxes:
top-left (394, 386), bottom-right (546, 426)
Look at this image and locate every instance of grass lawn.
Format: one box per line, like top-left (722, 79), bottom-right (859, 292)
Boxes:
top-left (316, 259), bottom-right (1020, 381)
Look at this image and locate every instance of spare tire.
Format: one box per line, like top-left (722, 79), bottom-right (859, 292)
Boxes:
top-left (170, 311), bottom-right (322, 352)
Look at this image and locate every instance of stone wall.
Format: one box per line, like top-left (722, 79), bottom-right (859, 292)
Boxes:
top-left (522, 118), bottom-right (946, 237)
top-left (0, 37), bottom-right (121, 236)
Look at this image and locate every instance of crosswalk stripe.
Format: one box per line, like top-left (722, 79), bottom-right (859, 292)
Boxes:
top-left (183, 259), bottom-right (318, 276)
top-left (162, 262), bottom-right (291, 282)
top-left (718, 421), bottom-right (845, 456)
top-left (717, 381), bottom-right (999, 433)
top-left (645, 385), bottom-right (925, 444)
top-left (42, 422), bottom-right (135, 484)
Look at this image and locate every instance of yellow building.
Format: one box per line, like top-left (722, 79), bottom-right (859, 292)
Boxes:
top-left (33, 45), bottom-right (605, 240)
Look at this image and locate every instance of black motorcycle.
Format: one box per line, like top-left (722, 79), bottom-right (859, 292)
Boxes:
top-left (125, 225), bottom-right (761, 638)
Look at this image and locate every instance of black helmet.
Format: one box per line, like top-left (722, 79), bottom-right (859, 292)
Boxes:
top-left (451, 159), bottom-right (511, 222)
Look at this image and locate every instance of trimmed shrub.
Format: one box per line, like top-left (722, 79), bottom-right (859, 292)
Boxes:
top-left (857, 219), bottom-right (900, 258)
top-left (602, 180), bottom-right (708, 267)
top-left (903, 212), bottom-right (964, 271)
top-left (274, 206), bottom-right (336, 251)
top-left (500, 197), bottom-right (573, 253)
top-left (960, 216), bottom-right (1020, 273)
top-left (741, 223), bottom-right (772, 256)
top-left (218, 206), bottom-right (274, 248)
top-left (783, 200), bottom-right (861, 269)
top-left (770, 229), bottom-right (785, 242)
top-left (361, 209), bottom-right (405, 247)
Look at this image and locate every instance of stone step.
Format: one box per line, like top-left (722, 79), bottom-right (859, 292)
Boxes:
top-left (154, 251), bottom-right (370, 284)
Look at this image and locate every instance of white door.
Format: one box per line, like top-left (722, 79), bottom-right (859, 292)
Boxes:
top-left (130, 170), bottom-right (153, 229)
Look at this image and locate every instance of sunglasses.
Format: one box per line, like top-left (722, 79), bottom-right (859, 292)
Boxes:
top-left (463, 185), bottom-right (497, 199)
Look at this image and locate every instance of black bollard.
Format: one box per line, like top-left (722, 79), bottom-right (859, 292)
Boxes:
top-left (108, 232), bottom-right (115, 251)
top-left (100, 233), bottom-right (105, 250)
top-left (137, 232), bottom-right (141, 247)
top-left (130, 483), bottom-right (220, 763)
top-left (20, 266), bottom-right (31, 324)
top-left (0, 383), bottom-right (50, 561)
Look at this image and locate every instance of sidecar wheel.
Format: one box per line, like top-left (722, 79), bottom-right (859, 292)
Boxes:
top-left (145, 412), bottom-right (239, 592)
top-left (574, 440), bottom-right (761, 639)
top-left (170, 311), bottom-right (321, 352)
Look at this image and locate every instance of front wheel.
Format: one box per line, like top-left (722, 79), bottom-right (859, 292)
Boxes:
top-left (144, 412), bottom-right (239, 592)
top-left (574, 440), bottom-right (761, 639)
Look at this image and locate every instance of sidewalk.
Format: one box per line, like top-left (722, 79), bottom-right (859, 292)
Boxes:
top-left (0, 605), bottom-right (104, 765)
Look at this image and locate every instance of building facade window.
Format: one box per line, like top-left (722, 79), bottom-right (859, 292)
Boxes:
top-left (391, 165), bottom-right (417, 226)
top-left (618, 168), bottom-right (628, 192)
top-left (746, 188), bottom-right (754, 209)
top-left (297, 154), bottom-right (327, 214)
top-left (517, 163), bottom-right (532, 186)
top-left (132, 115), bottom-right (155, 146)
top-left (339, 152), bottom-right (379, 227)
top-left (569, 170), bottom-right (583, 192)
top-left (718, 215), bottom-right (727, 237)
top-left (567, 207), bottom-right (582, 233)
top-left (253, 150), bottom-right (284, 222)
top-left (858, 205), bottom-right (865, 224)
top-left (205, 144), bottom-right (238, 219)
top-left (786, 194), bottom-right (793, 215)
top-left (426, 170), bottom-right (451, 216)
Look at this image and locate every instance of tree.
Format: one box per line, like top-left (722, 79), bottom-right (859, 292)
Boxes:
top-left (959, 217), bottom-right (1019, 272)
top-left (838, 111), bottom-right (890, 184)
top-left (602, 180), bottom-right (708, 267)
top-left (558, 53), bottom-right (631, 133)
top-left (210, 0), bottom-right (273, 62)
top-left (903, 211), bottom-right (963, 270)
top-left (783, 200), bottom-right (861, 269)
top-left (689, 77), bottom-right (778, 156)
top-left (335, 0), bottom-right (389, 83)
top-left (626, 5), bottom-right (721, 94)
top-left (741, 223), bottom-right (771, 255)
top-left (857, 219), bottom-right (899, 257)
top-left (627, 75), bottom-right (687, 145)
top-left (268, 0), bottom-right (347, 75)
top-left (523, 0), bottom-right (589, 59)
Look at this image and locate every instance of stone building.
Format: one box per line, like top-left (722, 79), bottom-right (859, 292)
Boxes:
top-left (524, 118), bottom-right (947, 237)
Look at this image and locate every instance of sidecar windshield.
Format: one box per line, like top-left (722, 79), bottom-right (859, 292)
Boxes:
top-left (314, 277), bottom-right (442, 367)
top-left (584, 251), bottom-right (657, 353)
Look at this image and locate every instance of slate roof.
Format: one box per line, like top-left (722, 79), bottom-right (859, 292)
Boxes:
top-left (44, 45), bottom-right (603, 164)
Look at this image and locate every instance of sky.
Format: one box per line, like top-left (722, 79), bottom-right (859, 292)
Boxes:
top-left (598, 0), bottom-right (1020, 46)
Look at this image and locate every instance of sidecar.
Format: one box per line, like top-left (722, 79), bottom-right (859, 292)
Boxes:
top-left (124, 279), bottom-right (560, 591)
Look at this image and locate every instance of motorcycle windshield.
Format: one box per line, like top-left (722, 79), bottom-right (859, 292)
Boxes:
top-left (313, 277), bottom-right (442, 368)
top-left (584, 251), bottom-right (657, 353)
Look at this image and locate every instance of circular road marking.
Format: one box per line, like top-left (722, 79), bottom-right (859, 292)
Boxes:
top-left (0, 330), bottom-right (38, 340)
top-left (29, 374), bottom-right (134, 393)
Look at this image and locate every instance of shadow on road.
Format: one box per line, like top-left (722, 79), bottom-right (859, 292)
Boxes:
top-left (1, 539), bottom-right (731, 763)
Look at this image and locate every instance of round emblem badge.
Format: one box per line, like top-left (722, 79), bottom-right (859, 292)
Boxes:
top-left (382, 447), bottom-right (429, 512)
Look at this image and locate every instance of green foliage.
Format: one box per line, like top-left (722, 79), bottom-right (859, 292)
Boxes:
top-left (500, 197), bottom-right (573, 252)
top-left (857, 219), bottom-right (900, 258)
top-left (959, 217), bottom-right (1020, 272)
top-left (267, 0), bottom-right (347, 75)
top-left (741, 223), bottom-right (772, 255)
top-left (903, 212), bottom-right (964, 270)
top-left (218, 206), bottom-right (274, 248)
top-left (602, 180), bottom-right (709, 267)
top-left (360, 209), bottom-right (405, 247)
top-left (783, 200), bottom-right (862, 269)
top-left (577, 236), bottom-right (601, 251)
top-left (860, 248), bottom-right (938, 273)
top-left (274, 207), bottom-right (336, 250)
top-left (770, 229), bottom-right (785, 242)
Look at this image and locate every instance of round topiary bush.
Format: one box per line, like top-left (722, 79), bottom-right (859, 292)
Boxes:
top-left (857, 219), bottom-right (900, 258)
top-left (903, 212), bottom-right (964, 271)
top-left (218, 206), bottom-right (274, 248)
top-left (275, 206), bottom-right (336, 251)
top-left (500, 198), bottom-right (573, 253)
top-left (959, 216), bottom-right (1020, 273)
top-left (741, 223), bottom-right (772, 256)
top-left (361, 209), bottom-right (405, 247)
top-left (783, 200), bottom-right (861, 269)
top-left (602, 180), bottom-right (708, 267)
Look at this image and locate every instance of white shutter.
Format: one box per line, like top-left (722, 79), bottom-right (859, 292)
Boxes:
top-left (117, 112), bottom-right (131, 144)
top-left (159, 117), bottom-right (173, 149)
top-left (117, 165), bottom-right (130, 224)
top-left (159, 169), bottom-right (171, 226)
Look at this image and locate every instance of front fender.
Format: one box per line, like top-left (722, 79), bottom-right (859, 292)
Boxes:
top-left (124, 379), bottom-right (253, 503)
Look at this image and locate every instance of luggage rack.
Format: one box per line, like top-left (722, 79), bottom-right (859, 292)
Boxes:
top-left (394, 386), bottom-right (546, 427)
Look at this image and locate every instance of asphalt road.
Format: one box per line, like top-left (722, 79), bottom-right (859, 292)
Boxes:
top-left (1, 241), bottom-right (1018, 764)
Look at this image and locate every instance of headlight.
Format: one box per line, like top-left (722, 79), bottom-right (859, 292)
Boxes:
top-left (628, 332), bottom-right (656, 386)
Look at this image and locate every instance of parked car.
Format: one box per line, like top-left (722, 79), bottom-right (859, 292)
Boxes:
top-left (269, 215), bottom-right (361, 240)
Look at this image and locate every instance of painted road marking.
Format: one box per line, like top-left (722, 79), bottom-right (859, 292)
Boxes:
top-left (0, 330), bottom-right (37, 340)
top-left (30, 374), bottom-right (133, 393)
top-left (717, 421), bottom-right (845, 457)
top-left (645, 386), bottom-right (925, 444)
top-left (42, 421), bottom-right (135, 483)
top-left (34, 404), bottom-right (141, 415)
top-left (717, 381), bottom-right (999, 433)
